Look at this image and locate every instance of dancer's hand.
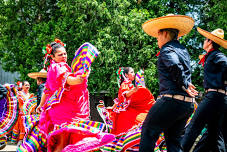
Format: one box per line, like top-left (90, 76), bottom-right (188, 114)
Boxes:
top-left (185, 83), bottom-right (198, 97)
top-left (36, 105), bottom-right (42, 114)
top-left (133, 86), bottom-right (138, 92)
top-left (76, 75), bottom-right (84, 84)
top-left (136, 113), bottom-right (148, 123)
top-left (126, 86), bottom-right (138, 98)
top-left (106, 106), bottom-right (113, 110)
top-left (67, 75), bottom-right (84, 85)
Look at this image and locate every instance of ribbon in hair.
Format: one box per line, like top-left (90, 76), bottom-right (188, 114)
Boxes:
top-left (116, 67), bottom-right (124, 87)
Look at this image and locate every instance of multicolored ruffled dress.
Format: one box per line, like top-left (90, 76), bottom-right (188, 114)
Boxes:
top-left (0, 84), bottom-right (18, 147)
top-left (22, 96), bottom-right (38, 115)
top-left (11, 91), bottom-right (34, 143)
top-left (96, 80), bottom-right (167, 151)
top-left (18, 60), bottom-right (114, 152)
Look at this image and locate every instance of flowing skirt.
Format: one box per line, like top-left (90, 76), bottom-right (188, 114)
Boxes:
top-left (0, 85), bottom-right (18, 137)
top-left (18, 87), bottom-right (114, 152)
top-left (18, 114), bottom-right (114, 152)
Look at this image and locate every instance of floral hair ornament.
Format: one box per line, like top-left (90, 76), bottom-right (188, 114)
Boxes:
top-left (116, 67), bottom-right (126, 88)
top-left (16, 81), bottom-right (22, 91)
top-left (42, 39), bottom-right (66, 70)
top-left (54, 38), bottom-right (66, 47)
top-left (42, 44), bottom-right (53, 70)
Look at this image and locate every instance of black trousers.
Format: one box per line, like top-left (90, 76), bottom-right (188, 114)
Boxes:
top-left (181, 92), bottom-right (227, 152)
top-left (193, 129), bottom-right (226, 152)
top-left (193, 106), bottom-right (227, 152)
top-left (223, 110), bottom-right (227, 149)
top-left (139, 96), bottom-right (194, 152)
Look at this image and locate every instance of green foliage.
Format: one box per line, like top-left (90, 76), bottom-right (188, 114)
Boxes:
top-left (0, 0), bottom-right (226, 97)
top-left (187, 0), bottom-right (227, 92)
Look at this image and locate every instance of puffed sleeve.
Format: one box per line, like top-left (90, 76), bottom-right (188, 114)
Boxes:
top-left (118, 83), bottom-right (129, 98)
top-left (118, 82), bottom-right (134, 102)
top-left (44, 63), bottom-right (73, 94)
top-left (55, 64), bottom-right (70, 81)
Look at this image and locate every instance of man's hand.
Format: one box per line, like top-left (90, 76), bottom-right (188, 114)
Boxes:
top-left (185, 83), bottom-right (198, 97)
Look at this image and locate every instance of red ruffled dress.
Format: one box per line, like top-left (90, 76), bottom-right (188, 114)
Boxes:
top-left (97, 81), bottom-right (159, 151)
top-left (110, 80), bottom-right (155, 135)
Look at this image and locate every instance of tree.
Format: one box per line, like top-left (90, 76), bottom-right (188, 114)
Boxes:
top-left (0, 0), bottom-right (225, 97)
top-left (186, 0), bottom-right (227, 93)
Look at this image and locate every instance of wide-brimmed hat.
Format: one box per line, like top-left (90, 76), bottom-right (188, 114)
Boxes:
top-left (28, 69), bottom-right (47, 79)
top-left (142, 14), bottom-right (195, 38)
top-left (197, 27), bottom-right (227, 49)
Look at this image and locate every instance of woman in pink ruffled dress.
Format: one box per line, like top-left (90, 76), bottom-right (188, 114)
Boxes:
top-left (18, 40), bottom-right (114, 152)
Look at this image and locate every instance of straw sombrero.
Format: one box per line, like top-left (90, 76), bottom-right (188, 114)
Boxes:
top-left (197, 27), bottom-right (227, 49)
top-left (28, 69), bottom-right (47, 79)
top-left (142, 14), bottom-right (195, 38)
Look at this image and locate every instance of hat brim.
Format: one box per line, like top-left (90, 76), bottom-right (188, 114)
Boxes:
top-left (197, 27), bottom-right (227, 49)
top-left (28, 72), bottom-right (47, 79)
top-left (142, 15), bottom-right (194, 38)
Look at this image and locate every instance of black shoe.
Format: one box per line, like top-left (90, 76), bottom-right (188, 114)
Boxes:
top-left (0, 141), bottom-right (6, 150)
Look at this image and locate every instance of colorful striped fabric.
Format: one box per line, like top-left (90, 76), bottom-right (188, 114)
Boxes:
top-left (48, 120), bottom-right (115, 152)
top-left (23, 114), bottom-right (39, 133)
top-left (186, 102), bottom-right (198, 127)
top-left (18, 116), bottom-right (108, 152)
top-left (101, 124), bottom-right (166, 152)
top-left (45, 87), bottom-right (64, 111)
top-left (0, 136), bottom-right (6, 144)
top-left (46, 119), bottom-right (114, 152)
top-left (18, 114), bottom-right (47, 152)
top-left (135, 69), bottom-right (145, 87)
top-left (96, 101), bottom-right (113, 133)
top-left (23, 96), bottom-right (37, 115)
top-left (75, 120), bottom-right (106, 132)
top-left (0, 85), bottom-right (18, 136)
top-left (112, 98), bottom-right (128, 113)
top-left (71, 42), bottom-right (100, 77)
top-left (11, 131), bottom-right (18, 143)
top-left (52, 120), bottom-right (106, 135)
